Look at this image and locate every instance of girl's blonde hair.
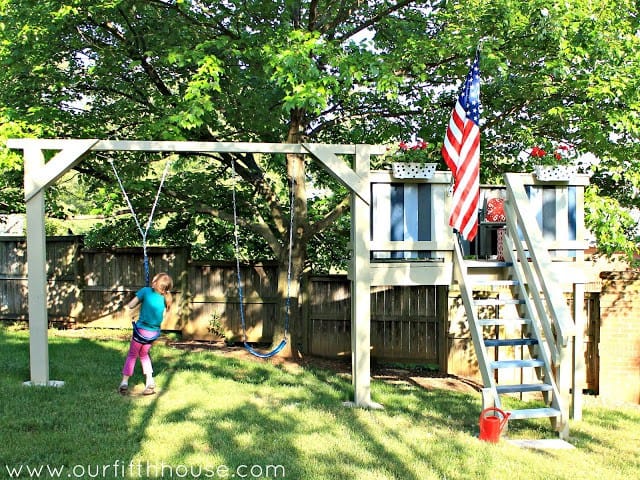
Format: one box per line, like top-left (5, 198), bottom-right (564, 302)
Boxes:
top-left (151, 272), bottom-right (173, 310)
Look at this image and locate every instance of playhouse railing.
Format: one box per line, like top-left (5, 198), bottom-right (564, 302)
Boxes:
top-left (368, 170), bottom-right (454, 286)
top-left (504, 173), bottom-right (580, 355)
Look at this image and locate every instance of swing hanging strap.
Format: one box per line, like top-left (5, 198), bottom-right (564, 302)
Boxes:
top-left (232, 157), bottom-right (294, 358)
top-left (108, 158), bottom-right (172, 285)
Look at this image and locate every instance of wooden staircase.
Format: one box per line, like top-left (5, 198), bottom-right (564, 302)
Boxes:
top-left (458, 258), bottom-right (565, 427)
top-left (451, 174), bottom-right (586, 439)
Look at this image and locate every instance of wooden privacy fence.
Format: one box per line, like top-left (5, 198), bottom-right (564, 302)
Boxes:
top-left (0, 235), bottom-right (602, 382)
top-left (0, 236), bottom-right (448, 365)
top-left (301, 275), bottom-right (447, 363)
top-left (185, 261), bottom-right (282, 343)
top-left (0, 236), bottom-right (82, 322)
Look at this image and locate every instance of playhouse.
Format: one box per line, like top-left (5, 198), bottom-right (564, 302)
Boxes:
top-left (7, 138), bottom-right (590, 438)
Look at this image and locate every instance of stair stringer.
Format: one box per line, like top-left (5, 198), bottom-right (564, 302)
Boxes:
top-left (452, 236), bottom-right (501, 409)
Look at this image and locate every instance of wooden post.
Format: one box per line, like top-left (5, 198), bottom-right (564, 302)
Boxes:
top-left (23, 147), bottom-right (61, 386)
top-left (347, 145), bottom-right (381, 408)
top-left (299, 273), bottom-right (310, 354)
top-left (178, 246), bottom-right (191, 331)
top-left (571, 282), bottom-right (585, 420)
top-left (438, 286), bottom-right (449, 373)
top-left (70, 236), bottom-right (85, 323)
top-left (9, 139), bottom-right (97, 387)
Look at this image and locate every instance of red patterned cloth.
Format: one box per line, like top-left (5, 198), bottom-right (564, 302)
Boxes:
top-left (485, 198), bottom-right (506, 223)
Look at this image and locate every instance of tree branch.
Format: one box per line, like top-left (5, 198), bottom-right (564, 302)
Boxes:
top-left (146, 0), bottom-right (241, 40)
top-left (304, 194), bottom-right (350, 241)
top-left (326, 0), bottom-right (416, 40)
top-left (116, 5), bottom-right (173, 97)
top-left (170, 189), bottom-right (284, 255)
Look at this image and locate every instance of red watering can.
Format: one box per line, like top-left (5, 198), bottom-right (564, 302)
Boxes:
top-left (478, 407), bottom-right (510, 443)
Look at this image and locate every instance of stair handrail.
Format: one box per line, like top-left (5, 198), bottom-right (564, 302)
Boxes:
top-left (503, 173), bottom-right (576, 351)
top-left (452, 234), bottom-right (498, 397)
top-left (500, 225), bottom-right (559, 362)
top-left (501, 229), bottom-right (568, 431)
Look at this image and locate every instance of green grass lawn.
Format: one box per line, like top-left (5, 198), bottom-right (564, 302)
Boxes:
top-left (1, 324), bottom-right (638, 480)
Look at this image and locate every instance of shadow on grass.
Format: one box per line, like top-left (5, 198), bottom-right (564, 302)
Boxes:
top-left (0, 327), bottom-right (147, 477)
top-left (4, 327), bottom-right (638, 479)
top-left (140, 346), bottom-right (493, 479)
top-left (0, 326), bottom-right (498, 479)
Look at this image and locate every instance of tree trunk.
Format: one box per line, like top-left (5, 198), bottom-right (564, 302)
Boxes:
top-left (270, 108), bottom-right (308, 358)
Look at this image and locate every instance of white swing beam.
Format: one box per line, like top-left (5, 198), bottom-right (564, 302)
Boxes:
top-left (7, 139), bottom-right (383, 408)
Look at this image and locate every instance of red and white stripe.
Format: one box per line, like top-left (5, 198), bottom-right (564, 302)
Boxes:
top-left (442, 83), bottom-right (480, 240)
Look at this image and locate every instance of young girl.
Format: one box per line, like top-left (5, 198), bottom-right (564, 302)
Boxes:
top-left (118, 272), bottom-right (173, 395)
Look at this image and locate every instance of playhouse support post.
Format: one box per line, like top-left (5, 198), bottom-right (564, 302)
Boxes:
top-left (350, 190), bottom-right (372, 406)
top-left (571, 282), bottom-right (585, 420)
top-left (347, 145), bottom-right (382, 409)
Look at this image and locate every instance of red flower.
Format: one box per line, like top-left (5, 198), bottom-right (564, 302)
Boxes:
top-left (387, 139), bottom-right (435, 164)
top-left (527, 142), bottom-right (577, 167)
top-left (399, 140), bottom-right (429, 151)
top-left (530, 146), bottom-right (547, 158)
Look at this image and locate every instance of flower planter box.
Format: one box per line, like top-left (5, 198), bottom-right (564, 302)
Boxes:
top-left (533, 165), bottom-right (579, 182)
top-left (391, 162), bottom-right (437, 179)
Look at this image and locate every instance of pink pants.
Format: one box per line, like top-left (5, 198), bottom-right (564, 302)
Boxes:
top-left (122, 328), bottom-right (155, 377)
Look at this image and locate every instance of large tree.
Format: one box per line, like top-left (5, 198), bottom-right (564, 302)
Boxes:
top-left (1, 0), bottom-right (640, 350)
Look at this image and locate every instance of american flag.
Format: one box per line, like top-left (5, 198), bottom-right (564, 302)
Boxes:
top-left (442, 51), bottom-right (481, 242)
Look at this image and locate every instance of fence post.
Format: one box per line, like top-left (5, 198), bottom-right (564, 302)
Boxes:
top-left (299, 273), bottom-right (310, 354)
top-left (70, 236), bottom-right (85, 323)
top-left (177, 246), bottom-right (191, 330)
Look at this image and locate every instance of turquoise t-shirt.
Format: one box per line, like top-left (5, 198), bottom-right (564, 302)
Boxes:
top-left (135, 287), bottom-right (166, 331)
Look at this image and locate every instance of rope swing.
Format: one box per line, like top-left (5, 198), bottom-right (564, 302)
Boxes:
top-left (231, 157), bottom-right (293, 359)
top-left (108, 156), bottom-right (172, 286)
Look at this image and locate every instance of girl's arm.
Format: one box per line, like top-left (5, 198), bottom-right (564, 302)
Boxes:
top-left (126, 296), bottom-right (140, 310)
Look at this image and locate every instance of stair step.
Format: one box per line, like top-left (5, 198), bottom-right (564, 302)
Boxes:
top-left (472, 279), bottom-right (520, 287)
top-left (465, 260), bottom-right (513, 268)
top-left (478, 318), bottom-right (532, 326)
top-left (484, 338), bottom-right (539, 347)
top-left (491, 359), bottom-right (545, 369)
top-left (507, 407), bottom-right (561, 420)
top-left (474, 298), bottom-right (524, 306)
top-left (497, 383), bottom-right (553, 394)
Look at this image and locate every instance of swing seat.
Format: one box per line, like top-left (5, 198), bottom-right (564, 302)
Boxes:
top-left (243, 338), bottom-right (287, 359)
top-left (232, 158), bottom-right (292, 360)
top-left (132, 322), bottom-right (162, 345)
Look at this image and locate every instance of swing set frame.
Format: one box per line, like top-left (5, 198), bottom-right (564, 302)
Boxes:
top-left (8, 138), bottom-right (384, 408)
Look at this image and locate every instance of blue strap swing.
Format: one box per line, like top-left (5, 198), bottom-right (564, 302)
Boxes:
top-left (231, 157), bottom-right (293, 359)
top-left (132, 321), bottom-right (161, 345)
top-left (108, 156), bottom-right (172, 344)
